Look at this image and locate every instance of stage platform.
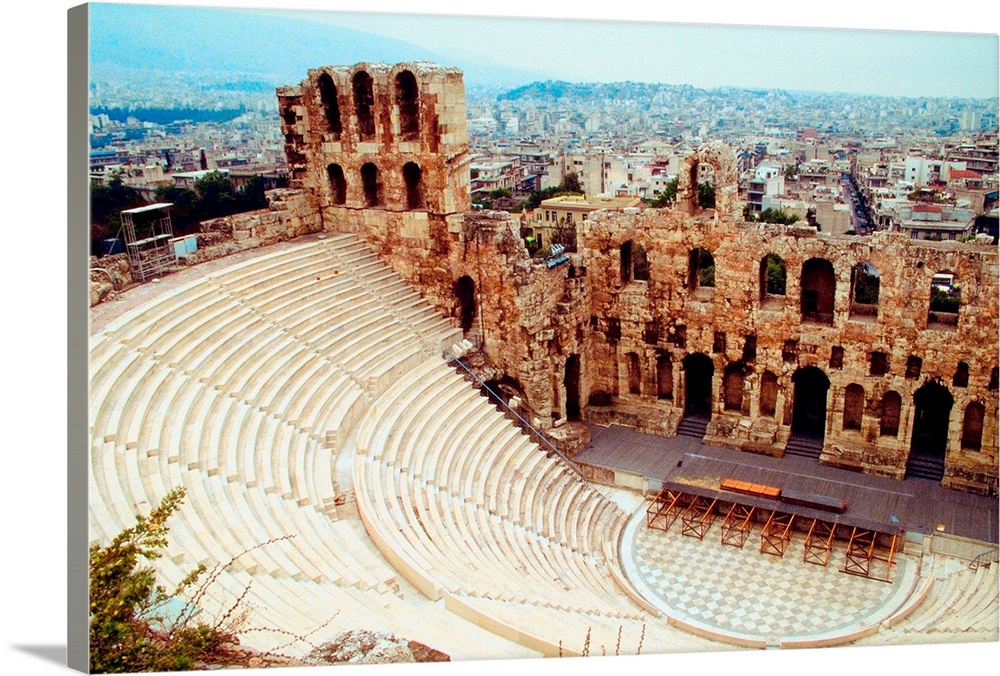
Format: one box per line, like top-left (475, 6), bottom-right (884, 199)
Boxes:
top-left (574, 422), bottom-right (998, 544)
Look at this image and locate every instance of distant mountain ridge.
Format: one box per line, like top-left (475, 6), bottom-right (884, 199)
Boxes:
top-left (88, 3), bottom-right (542, 87)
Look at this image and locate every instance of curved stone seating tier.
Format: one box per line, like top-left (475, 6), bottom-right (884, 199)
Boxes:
top-left (89, 236), bottom-right (474, 656)
top-left (446, 593), bottom-right (723, 658)
top-left (351, 354), bottom-right (654, 646)
top-left (894, 557), bottom-right (1000, 635)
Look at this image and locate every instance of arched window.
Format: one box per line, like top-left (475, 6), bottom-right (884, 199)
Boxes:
top-left (656, 354), bottom-right (672, 400)
top-left (352, 70), bottom-right (376, 140)
top-left (953, 362), bottom-right (969, 388)
top-left (801, 258), bottom-right (835, 325)
top-left (880, 391), bottom-right (901, 437)
top-left (403, 162), bottom-right (423, 210)
top-left (759, 371), bottom-right (778, 418)
top-left (759, 254), bottom-right (786, 307)
top-left (626, 352), bottom-right (641, 395)
top-left (360, 163), bottom-right (381, 207)
top-left (723, 364), bottom-right (744, 412)
top-left (843, 384), bottom-right (865, 431)
top-left (961, 402), bottom-right (985, 450)
top-left (327, 163), bottom-right (346, 205)
top-left (928, 271), bottom-right (960, 328)
top-left (317, 72), bottom-right (342, 136)
top-left (849, 262), bottom-right (879, 319)
top-left (688, 248), bottom-right (715, 291)
top-left (395, 70), bottom-right (419, 140)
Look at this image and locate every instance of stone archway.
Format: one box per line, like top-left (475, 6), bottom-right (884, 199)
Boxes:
top-left (454, 276), bottom-right (476, 333)
top-left (682, 353), bottom-right (714, 417)
top-left (791, 366), bottom-right (830, 439)
top-left (906, 381), bottom-right (953, 481)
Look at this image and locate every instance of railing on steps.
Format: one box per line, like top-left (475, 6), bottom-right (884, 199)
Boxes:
top-left (969, 548), bottom-right (999, 569)
top-left (443, 348), bottom-right (586, 482)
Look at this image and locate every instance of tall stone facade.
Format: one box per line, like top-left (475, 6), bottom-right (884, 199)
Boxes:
top-left (276, 63), bottom-right (998, 496)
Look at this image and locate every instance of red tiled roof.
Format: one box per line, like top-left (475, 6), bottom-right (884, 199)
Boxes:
top-left (949, 169), bottom-right (981, 179)
top-left (913, 204), bottom-right (943, 213)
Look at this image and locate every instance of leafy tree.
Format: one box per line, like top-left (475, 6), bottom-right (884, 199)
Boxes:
top-left (697, 181), bottom-right (715, 209)
top-left (90, 171), bottom-right (146, 242)
top-left (89, 488), bottom-right (246, 673)
top-left (193, 171), bottom-right (237, 220)
top-left (649, 177), bottom-right (678, 207)
top-left (236, 176), bottom-right (269, 212)
top-left (489, 188), bottom-right (512, 200)
top-left (561, 172), bottom-right (583, 194)
top-left (153, 185), bottom-right (198, 234)
top-left (930, 287), bottom-right (960, 313)
top-left (525, 186), bottom-right (569, 210)
top-left (698, 263), bottom-right (715, 288)
top-left (758, 208), bottom-right (799, 225)
top-left (854, 270), bottom-right (880, 304)
top-left (764, 255), bottom-right (786, 295)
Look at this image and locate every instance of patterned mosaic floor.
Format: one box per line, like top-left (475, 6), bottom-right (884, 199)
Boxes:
top-left (628, 520), bottom-right (906, 639)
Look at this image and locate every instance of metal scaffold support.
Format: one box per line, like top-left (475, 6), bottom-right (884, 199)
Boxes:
top-left (120, 202), bottom-right (178, 282)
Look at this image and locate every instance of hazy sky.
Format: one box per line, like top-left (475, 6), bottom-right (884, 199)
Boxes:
top-left (232, 0), bottom-right (1000, 98)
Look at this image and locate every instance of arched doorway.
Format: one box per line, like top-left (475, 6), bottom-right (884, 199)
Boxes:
top-left (906, 381), bottom-right (953, 481)
top-left (454, 276), bottom-right (476, 333)
top-left (565, 355), bottom-right (581, 421)
top-left (682, 353), bottom-right (714, 417)
top-left (791, 366), bottom-right (830, 438)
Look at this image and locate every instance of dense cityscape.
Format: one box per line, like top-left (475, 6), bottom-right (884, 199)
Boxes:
top-left (89, 64), bottom-right (999, 249)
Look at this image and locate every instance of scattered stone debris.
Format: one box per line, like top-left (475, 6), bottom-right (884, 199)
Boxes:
top-left (309, 630), bottom-right (450, 665)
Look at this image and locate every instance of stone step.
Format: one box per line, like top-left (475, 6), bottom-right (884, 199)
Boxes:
top-left (676, 416), bottom-right (708, 439)
top-left (784, 435), bottom-right (823, 459)
top-left (905, 455), bottom-right (945, 481)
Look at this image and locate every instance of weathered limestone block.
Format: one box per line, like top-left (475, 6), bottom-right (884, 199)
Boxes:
top-left (547, 422), bottom-right (591, 458)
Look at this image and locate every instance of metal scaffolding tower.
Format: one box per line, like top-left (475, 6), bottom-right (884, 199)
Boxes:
top-left (120, 202), bottom-right (178, 282)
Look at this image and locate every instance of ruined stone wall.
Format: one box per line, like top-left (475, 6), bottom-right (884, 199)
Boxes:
top-left (578, 209), bottom-right (999, 495)
top-left (277, 61), bottom-right (470, 220)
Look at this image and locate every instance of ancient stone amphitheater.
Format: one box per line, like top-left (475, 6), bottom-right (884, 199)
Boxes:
top-left (88, 232), bottom-right (998, 661)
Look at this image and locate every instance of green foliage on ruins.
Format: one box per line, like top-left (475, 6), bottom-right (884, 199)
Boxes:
top-left (930, 286), bottom-right (960, 313)
top-left (89, 488), bottom-right (247, 673)
top-left (763, 254), bottom-right (786, 295)
top-left (743, 205), bottom-right (800, 225)
top-left (854, 270), bottom-right (880, 305)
